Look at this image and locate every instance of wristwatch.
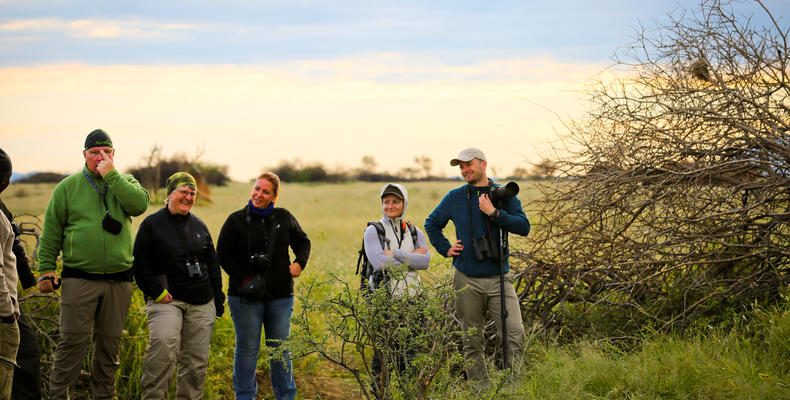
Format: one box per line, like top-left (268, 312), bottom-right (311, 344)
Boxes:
top-left (38, 275), bottom-right (62, 289)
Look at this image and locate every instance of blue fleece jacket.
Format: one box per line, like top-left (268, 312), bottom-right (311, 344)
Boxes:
top-left (424, 183), bottom-right (530, 277)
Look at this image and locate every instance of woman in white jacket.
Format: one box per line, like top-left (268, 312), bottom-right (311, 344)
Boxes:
top-left (363, 182), bottom-right (430, 394)
top-left (363, 183), bottom-right (430, 295)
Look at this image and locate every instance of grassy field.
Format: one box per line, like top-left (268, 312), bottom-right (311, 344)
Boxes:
top-left (4, 179), bottom-right (789, 399)
top-left (4, 179), bottom-right (538, 399)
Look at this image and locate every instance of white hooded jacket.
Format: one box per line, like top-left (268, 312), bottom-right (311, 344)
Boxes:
top-left (363, 183), bottom-right (430, 297)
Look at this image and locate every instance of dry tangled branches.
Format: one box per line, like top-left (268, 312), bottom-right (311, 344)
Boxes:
top-left (516, 0), bottom-right (790, 339)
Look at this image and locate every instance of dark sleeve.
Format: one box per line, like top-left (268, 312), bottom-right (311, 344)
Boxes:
top-left (11, 223), bottom-right (35, 289)
top-left (217, 213), bottom-right (246, 281)
top-left (424, 193), bottom-right (454, 257)
top-left (132, 218), bottom-right (166, 299)
top-left (493, 195), bottom-right (531, 237)
top-left (202, 225), bottom-right (224, 301)
top-left (287, 212), bottom-right (310, 270)
top-left (0, 201), bottom-right (36, 288)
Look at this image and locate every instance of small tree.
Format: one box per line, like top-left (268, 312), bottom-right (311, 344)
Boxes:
top-left (362, 156), bottom-right (378, 172)
top-left (530, 158), bottom-right (557, 179)
top-left (287, 272), bottom-right (467, 400)
top-left (415, 156), bottom-right (433, 179)
top-left (510, 167), bottom-right (530, 180)
top-left (129, 145), bottom-right (230, 204)
top-left (399, 166), bottom-right (420, 181)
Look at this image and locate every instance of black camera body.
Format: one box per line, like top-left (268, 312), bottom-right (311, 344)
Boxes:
top-left (489, 181), bottom-right (519, 208)
top-left (249, 252), bottom-right (271, 270)
top-left (185, 258), bottom-right (203, 278)
top-left (102, 211), bottom-right (122, 235)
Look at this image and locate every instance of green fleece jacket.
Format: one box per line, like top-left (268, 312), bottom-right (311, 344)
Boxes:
top-left (38, 166), bottom-right (150, 275)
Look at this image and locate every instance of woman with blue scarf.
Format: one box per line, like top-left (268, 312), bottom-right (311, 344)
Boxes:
top-left (217, 172), bottom-right (311, 400)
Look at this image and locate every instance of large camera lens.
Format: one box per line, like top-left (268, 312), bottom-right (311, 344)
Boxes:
top-left (490, 181), bottom-right (519, 206)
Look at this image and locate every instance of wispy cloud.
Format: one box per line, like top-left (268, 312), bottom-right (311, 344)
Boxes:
top-left (0, 18), bottom-right (196, 39)
top-left (276, 53), bottom-right (607, 84)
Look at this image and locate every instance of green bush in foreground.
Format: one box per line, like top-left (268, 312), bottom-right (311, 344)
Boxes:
top-left (286, 270), bottom-right (467, 400)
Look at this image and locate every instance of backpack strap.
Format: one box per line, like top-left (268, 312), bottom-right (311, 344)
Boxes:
top-left (355, 242), bottom-right (365, 275)
top-left (405, 221), bottom-right (418, 247)
top-left (356, 221), bottom-right (388, 275)
top-left (371, 221), bottom-right (387, 249)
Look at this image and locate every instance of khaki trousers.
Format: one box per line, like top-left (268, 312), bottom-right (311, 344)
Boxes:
top-left (0, 320), bottom-right (19, 400)
top-left (453, 269), bottom-right (524, 385)
top-left (141, 299), bottom-right (216, 400)
top-left (49, 278), bottom-right (132, 400)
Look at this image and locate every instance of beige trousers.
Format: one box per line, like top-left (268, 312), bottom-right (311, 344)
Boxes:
top-left (0, 320), bottom-right (19, 400)
top-left (49, 278), bottom-right (132, 400)
top-left (141, 298), bottom-right (216, 400)
top-left (453, 269), bottom-right (524, 385)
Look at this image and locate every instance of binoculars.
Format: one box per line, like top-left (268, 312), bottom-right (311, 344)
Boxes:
top-left (185, 259), bottom-right (203, 278)
top-left (472, 235), bottom-right (497, 262)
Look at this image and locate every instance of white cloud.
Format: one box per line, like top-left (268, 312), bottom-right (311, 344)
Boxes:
top-left (0, 18), bottom-right (196, 39)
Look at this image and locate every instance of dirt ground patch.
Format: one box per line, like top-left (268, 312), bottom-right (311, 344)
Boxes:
top-left (255, 362), bottom-right (363, 399)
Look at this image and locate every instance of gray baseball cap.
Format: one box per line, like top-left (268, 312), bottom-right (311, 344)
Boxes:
top-left (381, 183), bottom-right (404, 200)
top-left (450, 147), bottom-right (486, 166)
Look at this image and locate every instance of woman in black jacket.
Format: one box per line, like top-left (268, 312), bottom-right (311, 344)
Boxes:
top-left (217, 171), bottom-right (310, 400)
top-left (133, 172), bottom-right (224, 400)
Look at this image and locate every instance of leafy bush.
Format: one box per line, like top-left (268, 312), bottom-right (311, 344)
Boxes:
top-left (286, 271), bottom-right (467, 400)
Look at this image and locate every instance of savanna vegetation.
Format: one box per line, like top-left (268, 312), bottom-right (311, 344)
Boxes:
top-left (4, 0), bottom-right (790, 399)
top-left (520, 0), bottom-right (790, 343)
top-left (5, 180), bottom-right (790, 399)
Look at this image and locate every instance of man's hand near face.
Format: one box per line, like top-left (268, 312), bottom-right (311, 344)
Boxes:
top-left (96, 149), bottom-right (115, 177)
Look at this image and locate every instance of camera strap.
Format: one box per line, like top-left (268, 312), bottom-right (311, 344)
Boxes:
top-left (467, 189), bottom-right (477, 238)
top-left (467, 183), bottom-right (497, 256)
top-left (245, 207), bottom-right (278, 277)
top-left (82, 169), bottom-right (109, 213)
top-left (466, 183), bottom-right (493, 239)
top-left (172, 214), bottom-right (197, 263)
top-left (387, 219), bottom-right (406, 249)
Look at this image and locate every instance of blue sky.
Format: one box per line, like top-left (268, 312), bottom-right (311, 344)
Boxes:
top-left (1, 0), bottom-right (788, 180)
top-left (2, 0), bottom-right (736, 66)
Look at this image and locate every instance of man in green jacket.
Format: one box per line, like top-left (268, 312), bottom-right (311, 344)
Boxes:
top-left (38, 129), bottom-right (149, 400)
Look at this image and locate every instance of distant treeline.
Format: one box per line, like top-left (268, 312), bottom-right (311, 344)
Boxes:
top-left (14, 155), bottom-right (552, 185)
top-left (14, 172), bottom-right (69, 183)
top-left (269, 160), bottom-right (436, 183)
top-left (268, 158), bottom-right (548, 183)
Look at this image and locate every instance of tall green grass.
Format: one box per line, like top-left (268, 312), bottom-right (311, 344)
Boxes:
top-left (432, 303), bottom-right (790, 400)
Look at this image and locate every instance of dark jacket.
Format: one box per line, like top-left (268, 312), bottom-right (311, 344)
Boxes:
top-left (0, 200), bottom-right (36, 289)
top-left (424, 182), bottom-right (530, 278)
top-left (217, 205), bottom-right (310, 299)
top-left (133, 207), bottom-right (223, 305)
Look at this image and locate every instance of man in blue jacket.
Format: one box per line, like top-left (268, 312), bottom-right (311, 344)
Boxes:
top-left (424, 147), bottom-right (530, 389)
